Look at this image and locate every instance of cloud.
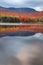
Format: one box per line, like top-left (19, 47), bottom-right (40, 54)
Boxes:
top-left (0, 0), bottom-right (43, 11)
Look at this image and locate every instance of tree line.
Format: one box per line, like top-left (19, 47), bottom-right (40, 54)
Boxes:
top-left (0, 16), bottom-right (43, 23)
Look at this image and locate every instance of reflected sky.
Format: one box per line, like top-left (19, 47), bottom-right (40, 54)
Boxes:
top-left (0, 33), bottom-right (43, 65)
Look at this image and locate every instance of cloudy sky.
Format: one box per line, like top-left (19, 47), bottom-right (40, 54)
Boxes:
top-left (0, 0), bottom-right (43, 11)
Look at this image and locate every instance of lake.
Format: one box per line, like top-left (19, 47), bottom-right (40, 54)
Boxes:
top-left (0, 32), bottom-right (43, 65)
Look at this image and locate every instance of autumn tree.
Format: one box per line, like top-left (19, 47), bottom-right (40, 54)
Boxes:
top-left (27, 18), bottom-right (35, 23)
top-left (0, 17), bottom-right (21, 23)
top-left (14, 17), bottom-right (20, 23)
top-left (39, 17), bottom-right (43, 23)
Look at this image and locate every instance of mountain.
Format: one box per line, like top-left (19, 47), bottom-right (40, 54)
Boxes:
top-left (0, 6), bottom-right (36, 13)
top-left (7, 8), bottom-right (36, 13)
top-left (0, 6), bottom-right (43, 19)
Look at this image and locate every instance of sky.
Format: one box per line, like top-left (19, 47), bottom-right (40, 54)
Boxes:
top-left (0, 0), bottom-right (43, 11)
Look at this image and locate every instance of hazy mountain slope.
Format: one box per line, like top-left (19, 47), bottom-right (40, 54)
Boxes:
top-left (0, 6), bottom-right (36, 13)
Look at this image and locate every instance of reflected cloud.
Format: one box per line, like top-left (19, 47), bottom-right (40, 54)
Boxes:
top-left (0, 34), bottom-right (43, 65)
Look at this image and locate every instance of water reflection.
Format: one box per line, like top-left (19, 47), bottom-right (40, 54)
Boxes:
top-left (0, 33), bottom-right (43, 65)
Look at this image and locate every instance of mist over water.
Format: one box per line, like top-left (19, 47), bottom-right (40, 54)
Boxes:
top-left (0, 33), bottom-right (43, 65)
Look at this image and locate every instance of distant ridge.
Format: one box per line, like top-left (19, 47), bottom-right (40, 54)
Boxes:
top-left (0, 6), bottom-right (36, 13)
top-left (0, 6), bottom-right (43, 19)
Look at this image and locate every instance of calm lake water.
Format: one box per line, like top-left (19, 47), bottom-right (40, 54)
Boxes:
top-left (0, 33), bottom-right (43, 65)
